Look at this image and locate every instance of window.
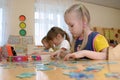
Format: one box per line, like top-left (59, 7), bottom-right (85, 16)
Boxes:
top-left (0, 0), bottom-right (9, 46)
top-left (0, 8), bottom-right (3, 46)
top-left (34, 0), bottom-right (73, 46)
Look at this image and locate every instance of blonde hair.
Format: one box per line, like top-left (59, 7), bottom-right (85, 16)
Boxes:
top-left (64, 3), bottom-right (90, 50)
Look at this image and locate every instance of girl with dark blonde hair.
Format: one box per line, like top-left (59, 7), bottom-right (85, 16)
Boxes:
top-left (47, 26), bottom-right (71, 59)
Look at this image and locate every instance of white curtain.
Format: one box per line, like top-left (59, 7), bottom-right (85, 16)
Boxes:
top-left (35, 0), bottom-right (74, 45)
top-left (0, 0), bottom-right (9, 46)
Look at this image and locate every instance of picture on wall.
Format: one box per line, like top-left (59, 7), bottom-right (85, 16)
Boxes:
top-left (21, 36), bottom-right (33, 44)
top-left (8, 35), bottom-right (20, 44)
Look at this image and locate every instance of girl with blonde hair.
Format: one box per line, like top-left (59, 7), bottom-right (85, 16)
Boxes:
top-left (64, 3), bottom-right (109, 60)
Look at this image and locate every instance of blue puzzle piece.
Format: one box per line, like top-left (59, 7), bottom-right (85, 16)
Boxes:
top-left (105, 72), bottom-right (120, 79)
top-left (66, 72), bottom-right (94, 79)
top-left (36, 64), bottom-right (53, 71)
top-left (85, 65), bottom-right (103, 71)
top-left (16, 72), bottom-right (35, 78)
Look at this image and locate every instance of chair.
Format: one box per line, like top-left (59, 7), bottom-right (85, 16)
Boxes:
top-left (108, 44), bottom-right (120, 60)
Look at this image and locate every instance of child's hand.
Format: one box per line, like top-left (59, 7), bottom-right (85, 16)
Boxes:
top-left (31, 52), bottom-right (38, 55)
top-left (50, 49), bottom-right (61, 58)
top-left (50, 52), bottom-right (58, 59)
top-left (64, 50), bottom-right (86, 61)
top-left (64, 53), bottom-right (78, 61)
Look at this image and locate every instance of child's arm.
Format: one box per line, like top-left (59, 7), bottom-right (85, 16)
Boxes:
top-left (32, 51), bottom-right (51, 55)
top-left (31, 47), bottom-right (54, 55)
top-left (50, 48), bottom-right (68, 59)
top-left (51, 40), bottom-right (70, 59)
top-left (64, 48), bottom-right (107, 61)
top-left (50, 48), bottom-right (64, 59)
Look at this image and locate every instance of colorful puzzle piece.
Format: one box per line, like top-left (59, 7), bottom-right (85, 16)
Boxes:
top-left (36, 64), bottom-right (53, 71)
top-left (105, 72), bottom-right (120, 79)
top-left (97, 61), bottom-right (117, 65)
top-left (85, 65), bottom-right (104, 71)
top-left (63, 72), bottom-right (94, 79)
top-left (16, 72), bottom-right (35, 78)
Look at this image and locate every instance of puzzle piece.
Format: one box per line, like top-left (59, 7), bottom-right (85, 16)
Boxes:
top-left (85, 65), bottom-right (104, 71)
top-left (105, 72), bottom-right (120, 79)
top-left (16, 72), bottom-right (35, 78)
top-left (97, 61), bottom-right (117, 65)
top-left (63, 72), bottom-right (94, 79)
top-left (62, 66), bottom-right (77, 70)
top-left (66, 60), bottom-right (78, 64)
top-left (36, 64), bottom-right (53, 71)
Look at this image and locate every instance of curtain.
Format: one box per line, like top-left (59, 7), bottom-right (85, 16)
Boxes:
top-left (35, 0), bottom-right (74, 45)
top-left (0, 0), bottom-right (9, 46)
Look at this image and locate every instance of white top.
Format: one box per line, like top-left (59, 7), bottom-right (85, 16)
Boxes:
top-left (55, 40), bottom-right (70, 51)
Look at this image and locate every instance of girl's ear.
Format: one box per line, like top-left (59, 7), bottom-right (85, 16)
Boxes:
top-left (82, 16), bottom-right (87, 28)
top-left (56, 34), bottom-right (62, 39)
top-left (83, 22), bottom-right (87, 28)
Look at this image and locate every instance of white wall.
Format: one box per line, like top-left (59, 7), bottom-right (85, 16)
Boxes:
top-left (74, 1), bottom-right (120, 28)
top-left (9, 0), bottom-right (34, 37)
top-left (7, 0), bottom-right (120, 54)
top-left (8, 0), bottom-right (120, 38)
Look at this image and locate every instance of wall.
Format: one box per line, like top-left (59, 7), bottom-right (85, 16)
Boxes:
top-left (8, 0), bottom-right (120, 43)
top-left (7, 0), bottom-right (35, 54)
top-left (8, 0), bottom-right (34, 38)
top-left (7, 0), bottom-right (120, 54)
top-left (74, 1), bottom-right (120, 28)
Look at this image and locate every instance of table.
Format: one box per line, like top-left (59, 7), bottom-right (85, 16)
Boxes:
top-left (0, 59), bottom-right (120, 80)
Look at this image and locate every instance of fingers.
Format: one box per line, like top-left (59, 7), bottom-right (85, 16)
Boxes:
top-left (64, 53), bottom-right (77, 61)
top-left (64, 54), bottom-right (72, 61)
top-left (50, 53), bottom-right (57, 59)
top-left (50, 52), bottom-right (62, 60)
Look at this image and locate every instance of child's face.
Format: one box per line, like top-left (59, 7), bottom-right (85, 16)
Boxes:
top-left (65, 12), bottom-right (84, 38)
top-left (42, 40), bottom-right (50, 49)
top-left (52, 38), bottom-right (59, 46)
top-left (52, 34), bottom-right (62, 46)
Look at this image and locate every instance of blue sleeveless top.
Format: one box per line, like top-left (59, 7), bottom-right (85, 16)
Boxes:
top-left (74, 32), bottom-right (99, 52)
